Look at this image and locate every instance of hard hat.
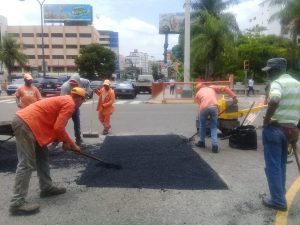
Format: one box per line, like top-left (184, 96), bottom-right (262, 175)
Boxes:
top-left (103, 79), bottom-right (110, 86)
top-left (71, 87), bottom-right (86, 98)
top-left (262, 58), bottom-right (287, 72)
top-left (24, 73), bottom-right (33, 80)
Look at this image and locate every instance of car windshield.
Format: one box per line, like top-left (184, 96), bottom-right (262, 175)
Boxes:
top-left (91, 81), bottom-right (102, 85)
top-left (116, 83), bottom-right (132, 88)
top-left (12, 79), bottom-right (24, 84)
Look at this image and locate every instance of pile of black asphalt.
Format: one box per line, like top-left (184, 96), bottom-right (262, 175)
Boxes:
top-left (0, 141), bottom-right (90, 173)
top-left (76, 135), bottom-right (228, 190)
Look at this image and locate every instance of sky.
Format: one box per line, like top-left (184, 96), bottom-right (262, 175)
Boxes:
top-left (0, 0), bottom-right (279, 60)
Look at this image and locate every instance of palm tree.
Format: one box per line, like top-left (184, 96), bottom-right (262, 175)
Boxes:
top-left (0, 34), bottom-right (27, 81)
top-left (190, 0), bottom-right (239, 78)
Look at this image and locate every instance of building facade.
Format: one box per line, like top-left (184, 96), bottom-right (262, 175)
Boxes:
top-left (5, 25), bottom-right (100, 76)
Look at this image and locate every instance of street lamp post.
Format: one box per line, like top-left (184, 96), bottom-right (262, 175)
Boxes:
top-left (20, 0), bottom-right (46, 77)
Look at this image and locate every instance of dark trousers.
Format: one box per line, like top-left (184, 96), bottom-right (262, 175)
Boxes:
top-left (72, 108), bottom-right (81, 141)
top-left (247, 86), bottom-right (254, 96)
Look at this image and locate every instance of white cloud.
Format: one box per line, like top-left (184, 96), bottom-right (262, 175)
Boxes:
top-left (94, 16), bottom-right (179, 60)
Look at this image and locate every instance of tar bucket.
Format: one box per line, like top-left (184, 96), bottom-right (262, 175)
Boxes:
top-left (229, 125), bottom-right (257, 150)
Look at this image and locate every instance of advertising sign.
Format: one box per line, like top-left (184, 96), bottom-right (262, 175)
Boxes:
top-left (159, 13), bottom-right (184, 34)
top-left (44, 4), bottom-right (93, 24)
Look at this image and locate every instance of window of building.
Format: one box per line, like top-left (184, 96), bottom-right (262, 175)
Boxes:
top-left (51, 33), bottom-right (63, 37)
top-left (52, 44), bottom-right (64, 48)
top-left (80, 45), bottom-right (86, 49)
top-left (22, 33), bottom-right (34, 37)
top-left (66, 45), bottom-right (77, 49)
top-left (37, 44), bottom-right (49, 48)
top-left (26, 55), bottom-right (35, 59)
top-left (23, 44), bottom-right (35, 48)
top-left (38, 55), bottom-right (50, 59)
top-left (37, 33), bottom-right (49, 37)
top-left (66, 33), bottom-right (77, 38)
top-left (66, 55), bottom-right (77, 59)
top-left (52, 55), bottom-right (64, 59)
top-left (100, 38), bottom-right (108, 41)
top-left (12, 33), bottom-right (20, 38)
top-left (79, 33), bottom-right (91, 38)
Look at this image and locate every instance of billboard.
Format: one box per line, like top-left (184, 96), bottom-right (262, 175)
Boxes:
top-left (159, 13), bottom-right (184, 34)
top-left (43, 4), bottom-right (93, 24)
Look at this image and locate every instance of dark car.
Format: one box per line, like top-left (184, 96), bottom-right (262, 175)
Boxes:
top-left (38, 77), bottom-right (58, 97)
top-left (90, 80), bottom-right (103, 91)
top-left (114, 82), bottom-right (136, 99)
top-left (6, 79), bottom-right (24, 95)
top-left (55, 75), bottom-right (71, 93)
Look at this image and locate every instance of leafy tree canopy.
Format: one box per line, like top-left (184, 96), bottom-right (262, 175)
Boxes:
top-left (75, 43), bottom-right (116, 80)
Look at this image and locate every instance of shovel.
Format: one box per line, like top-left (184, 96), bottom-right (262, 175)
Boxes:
top-left (72, 150), bottom-right (122, 170)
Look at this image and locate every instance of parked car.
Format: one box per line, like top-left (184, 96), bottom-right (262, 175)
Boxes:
top-left (114, 82), bottom-right (137, 99)
top-left (6, 79), bottom-right (24, 95)
top-left (55, 75), bottom-right (71, 93)
top-left (38, 77), bottom-right (58, 97)
top-left (90, 80), bottom-right (103, 91)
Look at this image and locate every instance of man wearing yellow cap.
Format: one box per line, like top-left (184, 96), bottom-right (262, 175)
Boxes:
top-left (9, 87), bottom-right (86, 215)
top-left (15, 73), bottom-right (42, 108)
top-left (95, 79), bottom-right (115, 135)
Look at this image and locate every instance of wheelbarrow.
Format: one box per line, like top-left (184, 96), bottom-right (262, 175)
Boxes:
top-left (0, 121), bottom-right (14, 144)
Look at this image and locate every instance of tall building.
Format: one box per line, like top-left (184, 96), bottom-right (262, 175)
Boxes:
top-left (125, 49), bottom-right (154, 74)
top-left (98, 30), bottom-right (120, 73)
top-left (6, 25), bottom-right (100, 75)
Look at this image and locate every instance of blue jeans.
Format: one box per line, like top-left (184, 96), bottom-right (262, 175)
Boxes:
top-left (262, 125), bottom-right (288, 208)
top-left (198, 106), bottom-right (218, 147)
top-left (72, 108), bottom-right (81, 141)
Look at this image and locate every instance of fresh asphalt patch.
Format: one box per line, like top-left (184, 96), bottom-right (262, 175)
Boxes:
top-left (76, 135), bottom-right (228, 190)
top-left (0, 136), bottom-right (228, 191)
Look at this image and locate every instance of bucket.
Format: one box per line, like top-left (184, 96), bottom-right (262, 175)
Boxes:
top-left (229, 125), bottom-right (257, 150)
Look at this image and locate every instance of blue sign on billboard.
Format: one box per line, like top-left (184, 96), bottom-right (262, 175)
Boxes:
top-left (44, 4), bottom-right (93, 24)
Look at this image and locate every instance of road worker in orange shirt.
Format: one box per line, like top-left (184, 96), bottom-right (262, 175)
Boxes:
top-left (15, 73), bottom-right (42, 108)
top-left (95, 79), bottom-right (115, 135)
top-left (9, 87), bottom-right (86, 216)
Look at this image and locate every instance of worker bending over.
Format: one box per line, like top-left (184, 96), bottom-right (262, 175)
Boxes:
top-left (9, 87), bottom-right (86, 215)
top-left (195, 83), bottom-right (238, 153)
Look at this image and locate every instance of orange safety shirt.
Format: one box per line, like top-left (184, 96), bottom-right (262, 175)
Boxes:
top-left (15, 85), bottom-right (42, 108)
top-left (195, 85), bottom-right (236, 112)
top-left (95, 87), bottom-right (115, 115)
top-left (16, 95), bottom-right (76, 147)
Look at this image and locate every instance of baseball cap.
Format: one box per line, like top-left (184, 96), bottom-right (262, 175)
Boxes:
top-left (103, 79), bottom-right (110, 86)
top-left (24, 73), bottom-right (33, 80)
top-left (71, 87), bottom-right (86, 98)
top-left (262, 58), bottom-right (287, 72)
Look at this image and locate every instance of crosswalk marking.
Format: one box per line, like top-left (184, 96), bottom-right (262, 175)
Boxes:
top-left (83, 100), bottom-right (143, 105)
top-left (0, 99), bottom-right (15, 103)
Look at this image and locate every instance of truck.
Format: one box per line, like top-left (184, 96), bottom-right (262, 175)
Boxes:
top-left (135, 74), bottom-right (154, 94)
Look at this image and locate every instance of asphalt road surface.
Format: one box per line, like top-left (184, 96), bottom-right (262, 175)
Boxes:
top-left (0, 94), bottom-right (299, 225)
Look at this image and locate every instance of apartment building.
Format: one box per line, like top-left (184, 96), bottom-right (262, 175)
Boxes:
top-left (98, 30), bottom-right (120, 73)
top-left (125, 49), bottom-right (155, 75)
top-left (6, 25), bottom-right (100, 75)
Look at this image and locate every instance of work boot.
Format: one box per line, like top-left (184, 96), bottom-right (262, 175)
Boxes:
top-left (195, 141), bottom-right (205, 148)
top-left (9, 201), bottom-right (40, 215)
top-left (40, 186), bottom-right (66, 198)
top-left (75, 138), bottom-right (83, 146)
top-left (212, 145), bottom-right (219, 153)
top-left (262, 197), bottom-right (287, 211)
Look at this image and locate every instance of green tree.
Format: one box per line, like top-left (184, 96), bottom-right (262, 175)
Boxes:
top-left (75, 43), bottom-right (116, 80)
top-left (0, 33), bottom-right (27, 81)
top-left (191, 11), bottom-right (239, 79)
top-left (236, 34), bottom-right (293, 82)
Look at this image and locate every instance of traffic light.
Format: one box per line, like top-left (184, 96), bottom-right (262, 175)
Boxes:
top-left (244, 60), bottom-right (249, 70)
